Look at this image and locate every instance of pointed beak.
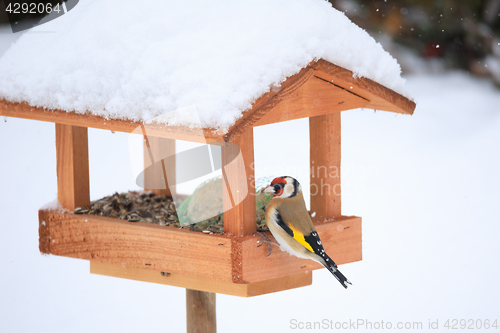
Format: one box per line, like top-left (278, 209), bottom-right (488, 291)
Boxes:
top-left (262, 185), bottom-right (275, 194)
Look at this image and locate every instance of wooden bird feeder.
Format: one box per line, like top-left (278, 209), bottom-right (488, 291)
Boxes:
top-left (1, 59), bottom-right (414, 328)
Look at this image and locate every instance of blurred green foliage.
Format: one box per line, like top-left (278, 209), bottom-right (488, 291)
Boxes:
top-left (2, 1), bottom-right (498, 81)
top-left (331, 0), bottom-right (500, 79)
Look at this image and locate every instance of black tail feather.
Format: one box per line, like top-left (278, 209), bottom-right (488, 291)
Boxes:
top-left (324, 256), bottom-right (351, 289)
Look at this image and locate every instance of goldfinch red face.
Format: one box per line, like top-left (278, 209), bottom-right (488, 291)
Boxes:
top-left (263, 176), bottom-right (300, 198)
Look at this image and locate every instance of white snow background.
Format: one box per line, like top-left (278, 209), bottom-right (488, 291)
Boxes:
top-left (1, 22), bottom-right (500, 333)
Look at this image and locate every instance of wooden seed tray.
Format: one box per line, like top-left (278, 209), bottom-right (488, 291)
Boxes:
top-left (39, 209), bottom-right (361, 296)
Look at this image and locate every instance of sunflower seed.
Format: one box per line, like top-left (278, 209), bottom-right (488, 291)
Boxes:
top-left (74, 207), bottom-right (88, 214)
top-left (127, 213), bottom-right (141, 222)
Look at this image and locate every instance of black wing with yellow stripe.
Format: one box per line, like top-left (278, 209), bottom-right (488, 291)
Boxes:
top-left (275, 210), bottom-right (335, 267)
top-left (273, 208), bottom-right (350, 288)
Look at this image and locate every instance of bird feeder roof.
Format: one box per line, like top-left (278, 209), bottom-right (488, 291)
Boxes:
top-left (0, 0), bottom-right (415, 143)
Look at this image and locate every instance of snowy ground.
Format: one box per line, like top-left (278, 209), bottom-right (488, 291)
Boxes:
top-left (1, 25), bottom-right (500, 332)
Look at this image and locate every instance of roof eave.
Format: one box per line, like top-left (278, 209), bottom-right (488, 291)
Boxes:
top-left (225, 59), bottom-right (416, 143)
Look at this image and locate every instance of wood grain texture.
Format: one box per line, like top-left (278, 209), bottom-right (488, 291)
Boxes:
top-left (39, 210), bottom-right (359, 291)
top-left (55, 124), bottom-right (90, 210)
top-left (186, 290), bottom-right (216, 333)
top-left (240, 216), bottom-right (361, 283)
top-left (252, 76), bottom-right (369, 127)
top-left (310, 60), bottom-right (416, 115)
top-left (245, 271), bottom-right (312, 297)
top-left (225, 60), bottom-right (415, 142)
top-left (225, 67), bottom-right (315, 143)
top-left (0, 99), bottom-right (224, 143)
top-left (90, 261), bottom-right (312, 297)
top-left (310, 113), bottom-right (342, 221)
top-left (39, 210), bottom-right (234, 282)
top-left (143, 135), bottom-right (176, 197)
top-left (39, 210), bottom-right (51, 254)
top-left (222, 129), bottom-right (256, 237)
top-left (231, 238), bottom-right (244, 283)
top-left (0, 59), bottom-right (414, 145)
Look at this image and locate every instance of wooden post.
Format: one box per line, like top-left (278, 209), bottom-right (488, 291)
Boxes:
top-left (55, 124), bottom-right (90, 210)
top-left (143, 135), bottom-right (176, 197)
top-left (186, 289), bottom-right (216, 333)
top-left (309, 112), bottom-right (341, 221)
top-left (222, 129), bottom-right (256, 237)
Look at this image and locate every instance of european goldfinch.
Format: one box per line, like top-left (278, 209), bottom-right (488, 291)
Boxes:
top-left (263, 176), bottom-right (352, 289)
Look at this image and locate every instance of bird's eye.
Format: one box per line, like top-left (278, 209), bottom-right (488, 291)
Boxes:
top-left (272, 183), bottom-right (286, 197)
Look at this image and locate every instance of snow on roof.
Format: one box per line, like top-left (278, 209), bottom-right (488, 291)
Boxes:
top-left (0, 0), bottom-right (407, 130)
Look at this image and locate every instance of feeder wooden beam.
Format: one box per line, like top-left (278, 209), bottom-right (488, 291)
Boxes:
top-left (310, 60), bottom-right (415, 115)
top-left (143, 134), bottom-right (176, 197)
top-left (222, 128), bottom-right (257, 237)
top-left (310, 112), bottom-right (342, 221)
top-left (0, 99), bottom-right (224, 143)
top-left (225, 60), bottom-right (415, 143)
top-left (239, 215), bottom-right (361, 282)
top-left (39, 209), bottom-right (234, 282)
top-left (250, 75), bottom-right (369, 127)
top-left (90, 262), bottom-right (313, 297)
top-left (55, 124), bottom-right (90, 210)
top-left (1, 60), bottom-right (415, 147)
top-left (39, 209), bottom-right (360, 295)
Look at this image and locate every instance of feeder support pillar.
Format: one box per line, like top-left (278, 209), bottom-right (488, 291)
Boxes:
top-left (55, 124), bottom-right (90, 210)
top-left (143, 135), bottom-right (176, 197)
top-left (309, 112), bottom-right (341, 221)
top-left (222, 128), bottom-right (257, 237)
top-left (186, 289), bottom-right (216, 333)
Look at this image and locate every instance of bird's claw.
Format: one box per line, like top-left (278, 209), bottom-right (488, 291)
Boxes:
top-left (256, 231), bottom-right (273, 257)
